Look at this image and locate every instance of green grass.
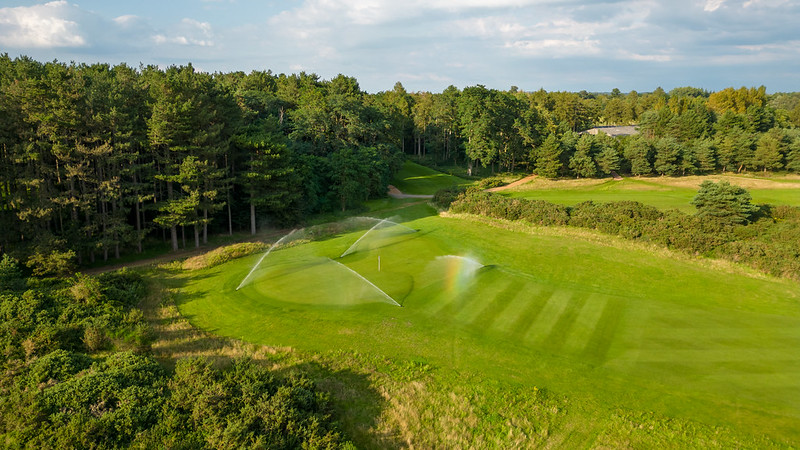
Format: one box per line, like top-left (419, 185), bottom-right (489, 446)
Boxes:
top-left (391, 160), bottom-right (470, 195)
top-left (173, 202), bottom-right (800, 447)
top-left (502, 176), bottom-right (800, 212)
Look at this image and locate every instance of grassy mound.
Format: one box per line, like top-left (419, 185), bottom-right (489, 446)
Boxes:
top-left (182, 242), bottom-right (268, 270)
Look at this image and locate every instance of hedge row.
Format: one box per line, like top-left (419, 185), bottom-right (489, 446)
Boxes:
top-left (446, 190), bottom-right (800, 280)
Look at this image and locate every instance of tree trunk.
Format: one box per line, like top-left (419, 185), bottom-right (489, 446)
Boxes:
top-left (101, 200), bottom-right (108, 262)
top-left (227, 194), bottom-right (233, 236)
top-left (203, 208), bottom-right (208, 244)
top-left (134, 199), bottom-right (142, 253)
top-left (250, 202), bottom-right (257, 235)
top-left (167, 182), bottom-right (179, 251)
top-left (134, 172), bottom-right (142, 253)
top-left (112, 199), bottom-right (120, 259)
top-left (194, 223), bottom-right (200, 248)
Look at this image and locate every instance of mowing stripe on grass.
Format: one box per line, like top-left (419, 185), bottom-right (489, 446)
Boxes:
top-left (580, 296), bottom-right (625, 365)
top-left (468, 280), bottom-right (525, 332)
top-left (488, 281), bottom-right (542, 333)
top-left (703, 372), bottom-right (800, 388)
top-left (622, 348), bottom-right (800, 363)
top-left (525, 290), bottom-right (572, 345)
top-left (643, 327), bottom-right (800, 341)
top-left (562, 294), bottom-right (609, 355)
top-left (451, 274), bottom-right (509, 323)
top-left (508, 287), bottom-right (555, 339)
top-left (541, 291), bottom-right (590, 352)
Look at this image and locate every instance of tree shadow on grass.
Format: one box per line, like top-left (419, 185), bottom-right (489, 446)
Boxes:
top-left (142, 267), bottom-right (401, 449)
top-left (280, 361), bottom-right (402, 449)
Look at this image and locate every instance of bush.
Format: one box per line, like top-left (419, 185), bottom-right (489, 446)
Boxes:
top-left (0, 254), bottom-right (26, 293)
top-left (97, 269), bottom-right (146, 308)
top-left (569, 201), bottom-right (663, 239)
top-left (449, 190), bottom-right (569, 226)
top-left (432, 185), bottom-right (468, 209)
top-left (691, 180), bottom-right (759, 225)
top-left (477, 177), bottom-right (506, 189)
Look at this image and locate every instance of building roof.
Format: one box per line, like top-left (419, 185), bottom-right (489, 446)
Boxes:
top-left (581, 126), bottom-right (639, 137)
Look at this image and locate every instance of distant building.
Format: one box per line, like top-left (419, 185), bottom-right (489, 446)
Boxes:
top-left (581, 125), bottom-right (639, 137)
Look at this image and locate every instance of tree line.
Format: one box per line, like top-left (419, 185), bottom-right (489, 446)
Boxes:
top-left (2, 55), bottom-right (800, 272)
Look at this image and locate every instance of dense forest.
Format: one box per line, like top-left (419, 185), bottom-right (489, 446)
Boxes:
top-left (2, 55), bottom-right (800, 273)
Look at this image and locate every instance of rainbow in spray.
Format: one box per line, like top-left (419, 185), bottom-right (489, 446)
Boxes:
top-left (436, 255), bottom-right (484, 297)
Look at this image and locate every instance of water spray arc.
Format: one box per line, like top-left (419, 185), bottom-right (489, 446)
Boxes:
top-left (340, 218), bottom-right (415, 258)
top-left (236, 229), bottom-right (300, 291)
top-left (328, 258), bottom-right (402, 307)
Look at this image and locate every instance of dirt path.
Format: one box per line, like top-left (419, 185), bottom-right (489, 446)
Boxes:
top-left (487, 174), bottom-right (537, 192)
top-left (387, 185), bottom-right (434, 199)
top-left (82, 229), bottom-right (291, 276)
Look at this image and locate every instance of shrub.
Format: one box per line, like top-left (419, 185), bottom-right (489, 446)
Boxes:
top-left (0, 254), bottom-right (26, 293)
top-left (432, 185), bottom-right (468, 209)
top-left (477, 177), bottom-right (506, 189)
top-left (691, 180), bottom-right (759, 225)
top-left (97, 269), bottom-right (146, 308)
top-left (449, 190), bottom-right (569, 226)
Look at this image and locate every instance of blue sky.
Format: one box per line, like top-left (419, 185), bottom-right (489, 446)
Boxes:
top-left (1, 0), bottom-right (798, 93)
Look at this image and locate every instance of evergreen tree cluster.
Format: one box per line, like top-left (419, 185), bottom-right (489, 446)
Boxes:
top-left (0, 57), bottom-right (403, 271)
top-left (2, 55), bottom-right (800, 271)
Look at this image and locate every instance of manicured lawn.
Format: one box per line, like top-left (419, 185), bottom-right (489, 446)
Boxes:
top-left (175, 202), bottom-right (800, 446)
top-left (391, 160), bottom-right (470, 195)
top-left (501, 176), bottom-right (800, 212)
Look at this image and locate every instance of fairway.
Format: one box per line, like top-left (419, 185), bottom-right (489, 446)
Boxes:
top-left (500, 175), bottom-right (800, 212)
top-left (176, 203), bottom-right (800, 444)
top-left (391, 160), bottom-right (470, 194)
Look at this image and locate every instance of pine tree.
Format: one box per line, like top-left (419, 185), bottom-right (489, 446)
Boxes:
top-left (234, 120), bottom-right (296, 234)
top-left (753, 128), bottom-right (785, 172)
top-left (535, 135), bottom-right (563, 178)
top-left (692, 180), bottom-right (758, 225)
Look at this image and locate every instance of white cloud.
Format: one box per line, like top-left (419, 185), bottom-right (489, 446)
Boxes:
top-left (153, 18), bottom-right (215, 47)
top-left (0, 1), bottom-right (85, 48)
top-left (506, 39), bottom-right (602, 57)
top-left (743, 0), bottom-right (790, 8)
top-left (704, 0), bottom-right (726, 11)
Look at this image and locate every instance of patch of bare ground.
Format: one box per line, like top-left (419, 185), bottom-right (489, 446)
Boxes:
top-left (441, 211), bottom-right (776, 281)
top-left (488, 173), bottom-right (538, 192)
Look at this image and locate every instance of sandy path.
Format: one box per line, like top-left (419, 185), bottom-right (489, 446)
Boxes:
top-left (387, 185), bottom-right (434, 199)
top-left (487, 174), bottom-right (538, 192)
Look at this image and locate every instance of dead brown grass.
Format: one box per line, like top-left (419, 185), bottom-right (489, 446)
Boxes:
top-left (182, 242), bottom-right (268, 270)
top-left (139, 273), bottom-right (293, 371)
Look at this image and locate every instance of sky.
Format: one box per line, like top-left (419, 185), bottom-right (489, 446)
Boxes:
top-left (0, 0), bottom-right (798, 93)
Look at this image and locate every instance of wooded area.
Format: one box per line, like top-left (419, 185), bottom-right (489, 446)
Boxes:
top-left (2, 55), bottom-right (799, 273)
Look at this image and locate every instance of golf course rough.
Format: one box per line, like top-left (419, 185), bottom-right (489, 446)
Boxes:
top-left (176, 203), bottom-right (800, 446)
